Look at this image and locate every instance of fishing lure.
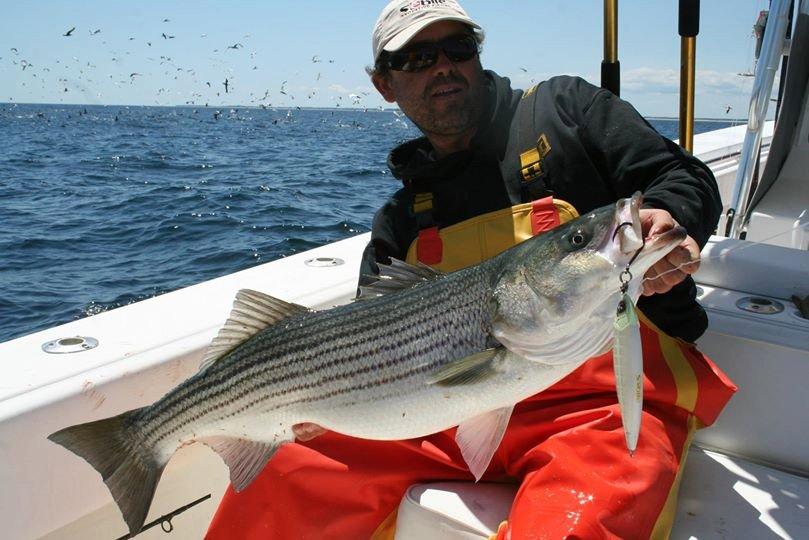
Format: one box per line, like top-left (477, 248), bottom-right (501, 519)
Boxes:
top-left (614, 267), bottom-right (643, 455)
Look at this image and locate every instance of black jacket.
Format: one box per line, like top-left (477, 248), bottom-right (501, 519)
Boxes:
top-left (360, 72), bottom-right (721, 342)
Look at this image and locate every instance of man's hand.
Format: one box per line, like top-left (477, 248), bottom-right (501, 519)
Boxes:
top-left (638, 208), bottom-right (701, 296)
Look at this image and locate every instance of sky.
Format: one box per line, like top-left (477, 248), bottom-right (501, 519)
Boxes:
top-left (0, 0), bottom-right (775, 118)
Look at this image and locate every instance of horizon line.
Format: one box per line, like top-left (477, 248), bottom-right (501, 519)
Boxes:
top-left (0, 102), bottom-right (748, 122)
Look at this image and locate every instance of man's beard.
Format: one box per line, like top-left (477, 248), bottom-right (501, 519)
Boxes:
top-left (414, 73), bottom-right (484, 137)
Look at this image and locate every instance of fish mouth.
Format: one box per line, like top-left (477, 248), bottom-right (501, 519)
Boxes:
top-left (643, 224), bottom-right (687, 253)
top-left (604, 192), bottom-right (687, 288)
top-left (613, 192), bottom-right (644, 256)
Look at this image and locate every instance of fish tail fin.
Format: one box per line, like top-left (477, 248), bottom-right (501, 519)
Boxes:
top-left (48, 408), bottom-right (164, 535)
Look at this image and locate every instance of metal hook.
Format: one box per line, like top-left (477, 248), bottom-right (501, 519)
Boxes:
top-left (613, 221), bottom-right (646, 269)
top-left (619, 268), bottom-right (633, 294)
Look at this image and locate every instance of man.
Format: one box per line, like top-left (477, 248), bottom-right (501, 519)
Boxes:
top-left (207, 2), bottom-right (735, 538)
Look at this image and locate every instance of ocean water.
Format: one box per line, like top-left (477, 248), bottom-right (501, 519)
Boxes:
top-left (0, 103), bottom-right (735, 343)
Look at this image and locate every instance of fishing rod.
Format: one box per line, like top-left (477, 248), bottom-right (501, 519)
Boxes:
top-left (679, 0), bottom-right (700, 153)
top-left (113, 494), bottom-right (211, 540)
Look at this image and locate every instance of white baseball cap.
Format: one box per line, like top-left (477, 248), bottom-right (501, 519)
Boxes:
top-left (372, 0), bottom-right (482, 63)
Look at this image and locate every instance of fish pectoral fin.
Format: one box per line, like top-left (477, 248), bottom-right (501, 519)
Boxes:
top-left (356, 258), bottom-right (444, 300)
top-left (292, 422), bottom-right (328, 441)
top-left (200, 436), bottom-right (288, 492)
top-left (425, 348), bottom-right (503, 387)
top-left (199, 289), bottom-right (311, 372)
top-left (456, 405), bottom-right (514, 481)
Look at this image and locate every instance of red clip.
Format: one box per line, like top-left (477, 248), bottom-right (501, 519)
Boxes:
top-left (531, 196), bottom-right (560, 235)
top-left (417, 226), bottom-right (443, 265)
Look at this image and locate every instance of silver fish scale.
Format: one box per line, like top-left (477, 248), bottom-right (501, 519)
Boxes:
top-left (139, 261), bottom-right (501, 447)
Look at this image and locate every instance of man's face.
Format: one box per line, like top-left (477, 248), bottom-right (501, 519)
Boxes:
top-left (373, 21), bottom-right (486, 139)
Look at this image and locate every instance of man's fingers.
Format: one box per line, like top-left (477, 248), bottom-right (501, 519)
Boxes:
top-left (667, 245), bottom-right (700, 274)
top-left (639, 208), bottom-right (676, 238)
top-left (643, 258), bottom-right (687, 295)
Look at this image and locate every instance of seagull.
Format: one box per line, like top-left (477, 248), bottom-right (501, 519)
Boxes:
top-left (227, 43), bottom-right (243, 49)
top-left (312, 55), bottom-right (321, 63)
top-left (520, 67), bottom-right (528, 73)
top-left (90, 29), bottom-right (101, 35)
top-left (725, 105), bottom-right (733, 114)
top-left (63, 27), bottom-right (76, 37)
top-left (162, 32), bottom-right (175, 39)
top-left (163, 18), bottom-right (170, 22)
top-left (223, 78), bottom-right (229, 93)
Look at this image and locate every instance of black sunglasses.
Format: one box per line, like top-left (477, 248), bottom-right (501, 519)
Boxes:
top-left (385, 34), bottom-right (479, 73)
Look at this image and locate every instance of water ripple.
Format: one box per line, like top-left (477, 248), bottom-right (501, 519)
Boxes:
top-left (0, 103), bottom-right (720, 342)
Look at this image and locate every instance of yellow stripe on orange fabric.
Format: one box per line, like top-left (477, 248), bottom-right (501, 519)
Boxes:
top-left (370, 508), bottom-right (398, 540)
top-left (650, 415), bottom-right (699, 540)
top-left (657, 332), bottom-right (699, 413)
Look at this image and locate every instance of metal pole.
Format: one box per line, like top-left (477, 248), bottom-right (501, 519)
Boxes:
top-left (678, 0), bottom-right (700, 153)
top-left (601, 0), bottom-right (620, 96)
top-left (725, 0), bottom-right (791, 238)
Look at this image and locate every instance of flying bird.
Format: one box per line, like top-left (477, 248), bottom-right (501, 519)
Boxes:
top-left (162, 33), bottom-right (175, 39)
top-left (227, 43), bottom-right (243, 50)
top-left (63, 27), bottom-right (76, 37)
top-left (90, 29), bottom-right (101, 35)
top-left (223, 78), bottom-right (229, 93)
top-left (725, 105), bottom-right (733, 114)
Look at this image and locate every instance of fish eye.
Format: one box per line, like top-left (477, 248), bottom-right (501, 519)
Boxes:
top-left (568, 228), bottom-right (590, 249)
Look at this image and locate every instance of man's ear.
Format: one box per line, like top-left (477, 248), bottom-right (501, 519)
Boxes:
top-left (372, 73), bottom-right (397, 103)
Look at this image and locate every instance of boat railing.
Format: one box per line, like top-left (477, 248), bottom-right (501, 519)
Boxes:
top-left (725, 0), bottom-right (794, 239)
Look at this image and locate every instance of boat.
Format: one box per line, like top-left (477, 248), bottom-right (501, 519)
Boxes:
top-left (1, 1), bottom-right (807, 538)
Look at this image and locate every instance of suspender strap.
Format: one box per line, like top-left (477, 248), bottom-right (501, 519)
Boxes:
top-left (411, 187), bottom-right (443, 264)
top-left (500, 83), bottom-right (555, 204)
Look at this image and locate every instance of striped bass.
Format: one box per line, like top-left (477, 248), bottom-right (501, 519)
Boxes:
top-left (48, 193), bottom-right (686, 535)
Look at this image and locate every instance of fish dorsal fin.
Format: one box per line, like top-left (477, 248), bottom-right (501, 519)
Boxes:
top-left (200, 436), bottom-right (288, 492)
top-left (425, 348), bottom-right (503, 386)
top-left (456, 405), bottom-right (514, 481)
top-left (200, 289), bottom-right (310, 372)
top-left (357, 258), bottom-right (444, 300)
